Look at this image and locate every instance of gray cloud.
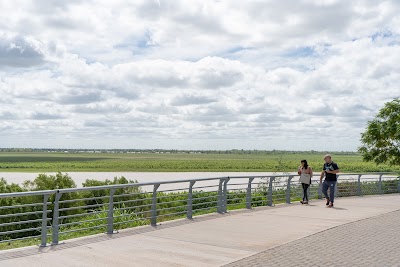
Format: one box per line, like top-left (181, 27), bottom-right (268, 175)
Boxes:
top-left (30, 112), bottom-right (64, 120)
top-left (83, 120), bottom-right (109, 127)
top-left (57, 91), bottom-right (104, 104)
top-left (74, 103), bottom-right (131, 114)
top-left (308, 105), bottom-right (335, 116)
top-left (170, 94), bottom-right (217, 106)
top-left (0, 111), bottom-right (18, 120)
top-left (196, 69), bottom-right (243, 89)
top-left (0, 36), bottom-right (45, 67)
top-left (138, 75), bottom-right (189, 88)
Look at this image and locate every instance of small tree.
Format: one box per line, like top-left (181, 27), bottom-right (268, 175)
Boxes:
top-left (358, 98), bottom-right (400, 165)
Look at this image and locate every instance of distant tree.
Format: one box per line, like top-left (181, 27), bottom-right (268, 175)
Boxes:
top-left (81, 176), bottom-right (141, 207)
top-left (358, 98), bottom-right (400, 165)
top-left (22, 172), bottom-right (81, 220)
top-left (22, 172), bottom-right (77, 191)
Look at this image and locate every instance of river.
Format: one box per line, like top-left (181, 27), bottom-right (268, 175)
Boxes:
top-left (0, 172), bottom-right (295, 190)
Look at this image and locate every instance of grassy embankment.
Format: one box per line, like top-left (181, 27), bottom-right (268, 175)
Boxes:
top-left (1, 151), bottom-right (399, 173)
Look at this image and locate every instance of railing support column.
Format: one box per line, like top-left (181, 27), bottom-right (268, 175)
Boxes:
top-left (246, 178), bottom-right (255, 209)
top-left (268, 177), bottom-right (274, 206)
top-left (334, 175), bottom-right (339, 198)
top-left (378, 174), bottom-right (383, 194)
top-left (107, 188), bottom-right (116, 234)
top-left (398, 176), bottom-right (400, 193)
top-left (357, 174), bottom-right (362, 196)
top-left (151, 184), bottom-right (160, 226)
top-left (40, 194), bottom-right (50, 247)
top-left (286, 176), bottom-right (294, 204)
top-left (223, 178), bottom-right (230, 213)
top-left (187, 181), bottom-right (196, 219)
top-left (217, 179), bottom-right (224, 214)
top-left (318, 180), bottom-right (323, 199)
top-left (51, 191), bottom-right (62, 245)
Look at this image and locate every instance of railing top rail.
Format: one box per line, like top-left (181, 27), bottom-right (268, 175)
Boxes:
top-left (0, 172), bottom-right (398, 198)
top-left (337, 172), bottom-right (399, 175)
top-left (53, 173), bottom-right (343, 193)
top-left (57, 176), bottom-right (228, 193)
top-left (0, 189), bottom-right (55, 199)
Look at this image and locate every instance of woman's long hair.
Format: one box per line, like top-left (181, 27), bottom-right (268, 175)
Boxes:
top-left (301, 159), bottom-right (308, 169)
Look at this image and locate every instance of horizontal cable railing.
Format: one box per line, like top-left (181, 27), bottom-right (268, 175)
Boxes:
top-left (0, 172), bottom-right (398, 248)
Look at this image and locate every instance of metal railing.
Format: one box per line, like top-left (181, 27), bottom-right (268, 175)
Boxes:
top-left (0, 172), bottom-right (398, 247)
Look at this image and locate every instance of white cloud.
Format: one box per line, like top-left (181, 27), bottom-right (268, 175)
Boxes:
top-left (0, 1), bottom-right (399, 151)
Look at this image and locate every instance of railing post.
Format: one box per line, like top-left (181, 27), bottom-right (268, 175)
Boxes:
top-left (334, 175), bottom-right (339, 198)
top-left (51, 191), bottom-right (62, 245)
top-left (268, 177), bottom-right (274, 206)
top-left (357, 174), bottom-right (362, 196)
top-left (246, 178), bottom-right (255, 209)
top-left (398, 176), bottom-right (400, 193)
top-left (107, 188), bottom-right (116, 234)
top-left (187, 181), bottom-right (196, 219)
top-left (318, 180), bottom-right (323, 199)
top-left (378, 174), bottom-right (383, 194)
top-left (217, 179), bottom-right (224, 214)
top-left (40, 194), bottom-right (50, 247)
top-left (286, 176), bottom-right (293, 204)
top-left (223, 178), bottom-right (230, 213)
top-left (151, 184), bottom-right (160, 226)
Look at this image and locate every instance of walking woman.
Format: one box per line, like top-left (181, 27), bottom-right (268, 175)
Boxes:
top-left (298, 159), bottom-right (313, 204)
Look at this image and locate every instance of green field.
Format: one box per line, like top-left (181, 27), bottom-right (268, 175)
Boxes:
top-left (0, 151), bottom-right (399, 173)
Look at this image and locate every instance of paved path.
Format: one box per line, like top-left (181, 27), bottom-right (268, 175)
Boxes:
top-left (1, 194), bottom-right (400, 266)
top-left (224, 208), bottom-right (400, 267)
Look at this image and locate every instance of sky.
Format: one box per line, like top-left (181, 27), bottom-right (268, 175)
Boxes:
top-left (0, 0), bottom-right (399, 151)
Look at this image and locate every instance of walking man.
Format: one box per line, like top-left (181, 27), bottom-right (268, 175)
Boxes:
top-left (320, 154), bottom-right (340, 208)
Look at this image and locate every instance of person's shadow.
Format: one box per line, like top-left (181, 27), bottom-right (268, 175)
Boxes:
top-left (332, 207), bottom-right (347, 210)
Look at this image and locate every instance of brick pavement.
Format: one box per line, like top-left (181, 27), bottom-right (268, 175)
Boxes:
top-left (223, 209), bottom-right (400, 267)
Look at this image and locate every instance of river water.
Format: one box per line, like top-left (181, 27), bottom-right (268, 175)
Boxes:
top-left (0, 172), bottom-right (294, 186)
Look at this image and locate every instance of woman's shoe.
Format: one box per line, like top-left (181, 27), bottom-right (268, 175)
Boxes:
top-left (326, 198), bottom-right (330, 205)
top-left (300, 200), bottom-right (304, 204)
top-left (328, 202), bottom-right (334, 208)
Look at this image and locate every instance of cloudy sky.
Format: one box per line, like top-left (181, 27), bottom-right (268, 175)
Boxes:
top-left (0, 0), bottom-right (399, 151)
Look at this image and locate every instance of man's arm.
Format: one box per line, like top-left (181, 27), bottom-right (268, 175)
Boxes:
top-left (320, 171), bottom-right (325, 183)
top-left (325, 169), bottom-right (340, 174)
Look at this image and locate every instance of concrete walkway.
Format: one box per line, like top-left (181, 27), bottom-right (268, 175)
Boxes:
top-left (1, 194), bottom-right (400, 266)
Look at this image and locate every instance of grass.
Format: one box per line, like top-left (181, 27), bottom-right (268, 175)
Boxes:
top-left (1, 151), bottom-right (399, 173)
